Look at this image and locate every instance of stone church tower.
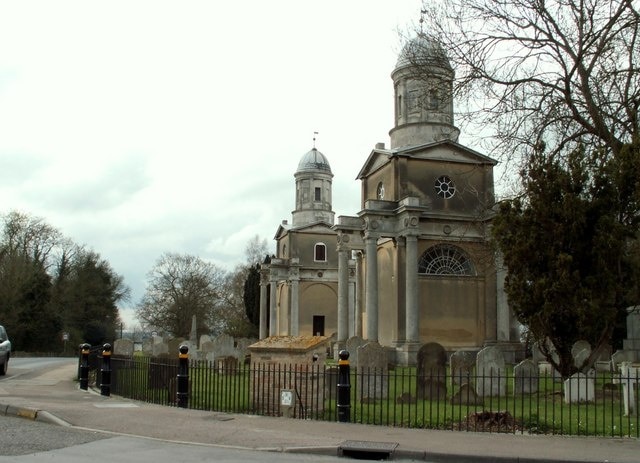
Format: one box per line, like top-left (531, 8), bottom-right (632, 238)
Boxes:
top-left (259, 147), bottom-right (355, 340)
top-left (261, 36), bottom-right (519, 364)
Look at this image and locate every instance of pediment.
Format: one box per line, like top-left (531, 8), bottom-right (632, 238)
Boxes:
top-left (274, 221), bottom-right (335, 240)
top-left (402, 140), bottom-right (497, 165)
top-left (357, 140), bottom-right (496, 180)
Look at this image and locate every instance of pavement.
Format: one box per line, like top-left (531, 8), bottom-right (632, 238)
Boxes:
top-left (0, 359), bottom-right (638, 463)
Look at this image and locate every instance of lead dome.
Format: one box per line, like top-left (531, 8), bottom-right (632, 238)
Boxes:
top-left (296, 147), bottom-right (332, 174)
top-left (394, 34), bottom-right (452, 73)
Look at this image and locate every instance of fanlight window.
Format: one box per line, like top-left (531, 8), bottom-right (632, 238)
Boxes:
top-left (418, 244), bottom-right (474, 275)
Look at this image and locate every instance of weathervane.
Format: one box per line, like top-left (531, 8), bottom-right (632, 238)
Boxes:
top-left (313, 131), bottom-right (319, 148)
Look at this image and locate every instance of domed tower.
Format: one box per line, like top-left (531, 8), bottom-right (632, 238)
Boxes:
top-left (389, 35), bottom-right (460, 148)
top-left (292, 147), bottom-right (335, 227)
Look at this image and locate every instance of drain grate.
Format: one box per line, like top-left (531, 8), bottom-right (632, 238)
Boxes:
top-left (338, 440), bottom-right (398, 460)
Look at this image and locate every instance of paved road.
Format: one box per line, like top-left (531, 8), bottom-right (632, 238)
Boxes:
top-left (0, 415), bottom-right (363, 463)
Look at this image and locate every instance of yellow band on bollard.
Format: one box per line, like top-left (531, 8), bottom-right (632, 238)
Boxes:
top-left (338, 360), bottom-right (349, 365)
top-left (102, 351), bottom-right (111, 356)
top-left (179, 353), bottom-right (189, 359)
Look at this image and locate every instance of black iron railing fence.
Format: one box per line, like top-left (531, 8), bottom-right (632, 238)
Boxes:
top-left (86, 353), bottom-right (640, 438)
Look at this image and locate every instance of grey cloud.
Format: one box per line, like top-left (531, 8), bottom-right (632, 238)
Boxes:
top-left (27, 154), bottom-right (150, 212)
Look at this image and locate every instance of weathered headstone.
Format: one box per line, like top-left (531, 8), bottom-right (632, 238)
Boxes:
top-left (346, 336), bottom-right (366, 367)
top-left (513, 359), bottom-right (538, 395)
top-left (152, 335), bottom-right (169, 357)
top-left (450, 383), bottom-right (482, 406)
top-left (623, 306), bottom-right (640, 362)
top-left (235, 338), bottom-right (255, 362)
top-left (563, 372), bottom-right (594, 403)
top-left (356, 341), bottom-right (388, 400)
top-left (324, 366), bottom-right (339, 399)
top-left (619, 362), bottom-right (639, 416)
top-left (200, 340), bottom-right (215, 356)
top-left (450, 350), bottom-right (474, 385)
top-left (142, 338), bottom-right (153, 355)
top-left (212, 334), bottom-right (236, 359)
top-left (611, 350), bottom-right (635, 372)
top-left (571, 340), bottom-right (591, 371)
top-left (416, 342), bottom-right (447, 400)
top-left (475, 346), bottom-right (506, 397)
top-left (199, 334), bottom-right (212, 349)
top-left (531, 341), bottom-right (545, 364)
top-left (592, 343), bottom-right (613, 372)
top-left (571, 340), bottom-right (591, 359)
top-left (113, 338), bottom-right (134, 357)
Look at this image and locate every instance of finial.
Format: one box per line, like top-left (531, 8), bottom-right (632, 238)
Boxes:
top-left (313, 131), bottom-right (319, 149)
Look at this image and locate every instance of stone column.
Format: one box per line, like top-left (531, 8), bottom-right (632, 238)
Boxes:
top-left (269, 280), bottom-right (277, 336)
top-left (355, 251), bottom-right (363, 337)
top-left (259, 281), bottom-right (267, 339)
top-left (405, 234), bottom-right (419, 342)
top-left (290, 278), bottom-right (299, 336)
top-left (365, 234), bottom-right (379, 342)
top-left (337, 244), bottom-right (349, 343)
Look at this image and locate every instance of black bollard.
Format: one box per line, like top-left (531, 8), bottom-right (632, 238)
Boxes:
top-left (79, 343), bottom-right (90, 390)
top-left (177, 344), bottom-right (189, 408)
top-left (100, 343), bottom-right (111, 397)
top-left (337, 350), bottom-right (351, 423)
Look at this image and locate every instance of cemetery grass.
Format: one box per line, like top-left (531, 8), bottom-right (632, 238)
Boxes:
top-left (113, 360), bottom-right (639, 437)
top-left (337, 367), bottom-right (639, 437)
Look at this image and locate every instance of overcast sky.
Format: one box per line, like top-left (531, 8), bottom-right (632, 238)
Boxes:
top-left (0, 1), bottom-right (444, 328)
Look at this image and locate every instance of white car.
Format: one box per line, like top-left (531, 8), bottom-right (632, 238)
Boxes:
top-left (0, 325), bottom-right (10, 375)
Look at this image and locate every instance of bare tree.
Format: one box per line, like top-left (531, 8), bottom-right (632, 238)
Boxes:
top-left (136, 253), bottom-right (227, 337)
top-left (412, 0), bottom-right (639, 164)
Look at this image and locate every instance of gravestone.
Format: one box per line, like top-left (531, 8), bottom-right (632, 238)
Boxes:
top-left (571, 340), bottom-right (591, 371)
top-left (531, 341), bottom-right (545, 364)
top-left (416, 343), bottom-right (447, 400)
top-left (563, 372), bottom-right (594, 403)
top-left (346, 336), bottom-right (366, 367)
top-left (152, 335), bottom-right (169, 357)
top-left (592, 343), bottom-right (613, 372)
top-left (236, 338), bottom-right (255, 362)
top-left (142, 338), bottom-right (153, 355)
top-left (199, 334), bottom-right (212, 349)
top-left (212, 334), bottom-right (236, 359)
top-left (324, 366), bottom-right (339, 399)
top-left (357, 341), bottom-right (388, 400)
top-left (450, 351), bottom-right (474, 385)
top-left (199, 340), bottom-right (215, 362)
top-left (450, 383), bottom-right (482, 406)
top-left (611, 350), bottom-right (635, 372)
top-left (113, 338), bottom-right (134, 357)
top-left (475, 346), bottom-right (506, 397)
top-left (619, 362), bottom-right (639, 416)
top-left (513, 359), bottom-right (538, 395)
top-left (623, 306), bottom-right (640, 361)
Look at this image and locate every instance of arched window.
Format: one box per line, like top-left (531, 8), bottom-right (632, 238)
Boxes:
top-left (418, 244), bottom-right (475, 275)
top-left (314, 243), bottom-right (327, 262)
